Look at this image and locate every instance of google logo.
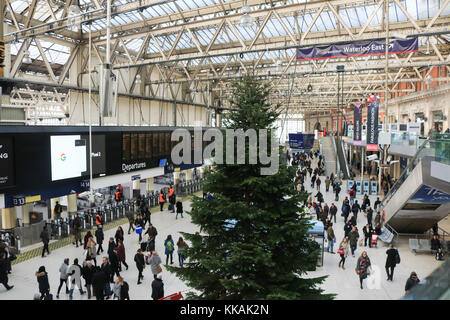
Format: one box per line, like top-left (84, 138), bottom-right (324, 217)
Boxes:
top-left (60, 153), bottom-right (67, 161)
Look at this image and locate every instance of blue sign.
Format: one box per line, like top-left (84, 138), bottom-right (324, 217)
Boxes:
top-left (410, 185), bottom-right (450, 204)
top-left (131, 174), bottom-right (141, 181)
top-left (370, 181), bottom-right (378, 195)
top-left (363, 180), bottom-right (370, 195)
top-left (159, 159), bottom-right (167, 167)
top-left (356, 181), bottom-right (362, 195)
top-left (289, 133), bottom-right (315, 149)
top-left (347, 180), bottom-right (354, 191)
top-left (296, 38), bottom-right (418, 61)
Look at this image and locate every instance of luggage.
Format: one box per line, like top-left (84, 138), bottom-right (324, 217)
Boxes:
top-left (43, 293), bottom-right (53, 300)
top-left (136, 226), bottom-right (142, 234)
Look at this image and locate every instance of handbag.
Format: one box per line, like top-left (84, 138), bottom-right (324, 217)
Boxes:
top-left (358, 239), bottom-right (363, 247)
top-left (337, 248), bottom-right (344, 255)
top-left (157, 265), bottom-right (162, 273)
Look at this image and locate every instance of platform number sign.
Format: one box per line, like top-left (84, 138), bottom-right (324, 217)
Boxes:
top-left (0, 137), bottom-right (15, 188)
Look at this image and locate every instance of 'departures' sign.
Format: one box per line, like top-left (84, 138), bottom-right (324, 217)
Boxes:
top-left (296, 38), bottom-right (418, 61)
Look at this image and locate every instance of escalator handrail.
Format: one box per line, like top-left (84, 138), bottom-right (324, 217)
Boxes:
top-left (380, 137), bottom-right (431, 211)
top-left (331, 135), bottom-right (340, 175)
top-left (339, 137), bottom-right (351, 179)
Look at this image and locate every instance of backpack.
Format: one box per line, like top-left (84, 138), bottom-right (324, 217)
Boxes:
top-left (395, 250), bottom-right (401, 264)
top-left (166, 240), bottom-right (173, 252)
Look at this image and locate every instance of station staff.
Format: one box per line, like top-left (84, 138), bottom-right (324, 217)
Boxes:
top-left (159, 191), bottom-right (166, 211)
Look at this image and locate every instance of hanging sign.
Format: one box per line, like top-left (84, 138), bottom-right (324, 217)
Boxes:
top-left (366, 95), bottom-right (379, 151)
top-left (296, 38), bottom-right (418, 61)
top-left (353, 104), bottom-right (362, 146)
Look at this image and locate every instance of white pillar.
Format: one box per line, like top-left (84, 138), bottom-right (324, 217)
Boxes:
top-left (67, 194), bottom-right (77, 217)
top-left (185, 169), bottom-right (193, 181)
top-left (146, 178), bottom-right (154, 193)
top-left (1, 207), bottom-right (17, 229)
top-left (173, 171), bottom-right (180, 185)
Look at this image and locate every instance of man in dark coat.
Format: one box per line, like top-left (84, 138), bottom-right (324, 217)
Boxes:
top-left (134, 249), bottom-right (145, 285)
top-left (0, 252), bottom-right (13, 290)
top-left (92, 266), bottom-right (106, 300)
top-left (108, 247), bottom-right (121, 280)
top-left (366, 206), bottom-right (374, 227)
top-left (95, 226), bottom-right (104, 255)
top-left (40, 225), bottom-right (50, 257)
top-left (100, 257), bottom-right (112, 299)
top-left (329, 203), bottom-right (337, 223)
top-left (405, 272), bottom-right (420, 295)
top-left (151, 273), bottom-right (164, 300)
top-left (351, 200), bottom-right (361, 220)
top-left (385, 244), bottom-right (399, 281)
top-left (82, 260), bottom-right (95, 299)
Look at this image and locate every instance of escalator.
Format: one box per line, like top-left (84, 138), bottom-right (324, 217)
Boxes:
top-left (334, 136), bottom-right (351, 180)
top-left (381, 134), bottom-right (450, 234)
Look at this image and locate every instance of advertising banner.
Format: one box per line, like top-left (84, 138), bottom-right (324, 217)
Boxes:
top-left (353, 104), bottom-right (362, 146)
top-left (0, 137), bottom-right (14, 188)
top-left (366, 96), bottom-right (379, 151)
top-left (296, 38), bottom-right (418, 61)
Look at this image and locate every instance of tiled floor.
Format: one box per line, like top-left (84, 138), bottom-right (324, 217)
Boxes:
top-left (0, 158), bottom-right (445, 300)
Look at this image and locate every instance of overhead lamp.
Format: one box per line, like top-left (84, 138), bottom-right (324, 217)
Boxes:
top-left (135, 74), bottom-right (142, 84)
top-left (426, 74), bottom-right (432, 85)
top-left (23, 50), bottom-right (32, 64)
top-left (240, 1), bottom-right (253, 27)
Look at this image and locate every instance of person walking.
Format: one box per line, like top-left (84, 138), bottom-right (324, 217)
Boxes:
top-left (112, 277), bottom-right (121, 300)
top-left (337, 238), bottom-right (349, 270)
top-left (68, 258), bottom-right (85, 299)
top-left (86, 237), bottom-right (97, 266)
top-left (119, 276), bottom-right (130, 300)
top-left (355, 251), bottom-right (371, 289)
top-left (35, 266), bottom-right (50, 300)
top-left (95, 226), bottom-right (104, 255)
top-left (0, 252), bottom-right (13, 291)
top-left (151, 273), bottom-right (164, 300)
top-left (405, 272), bottom-right (420, 295)
top-left (366, 206), bottom-right (374, 227)
top-left (363, 224), bottom-right (373, 248)
top-left (134, 249), bottom-right (145, 285)
top-left (56, 258), bottom-right (70, 298)
top-left (316, 177), bottom-right (321, 191)
top-left (348, 226), bottom-right (360, 257)
top-left (164, 235), bottom-right (175, 265)
top-left (177, 237), bottom-right (188, 267)
top-left (109, 247), bottom-right (121, 280)
top-left (100, 257), bottom-right (112, 299)
top-left (127, 209), bottom-right (135, 235)
top-left (326, 223), bottom-right (336, 254)
top-left (148, 251), bottom-right (162, 280)
top-left (144, 224), bottom-right (158, 251)
top-left (175, 200), bottom-right (184, 219)
top-left (135, 214), bottom-right (145, 242)
top-left (81, 260), bottom-right (95, 299)
top-left (53, 201), bottom-right (63, 222)
top-left (40, 225), bottom-right (50, 257)
top-left (117, 240), bottom-right (128, 271)
top-left (374, 197), bottom-right (381, 212)
top-left (325, 176), bottom-right (331, 192)
top-left (92, 266), bottom-right (106, 300)
top-left (351, 200), bottom-right (361, 220)
top-left (73, 214), bottom-right (82, 248)
top-left (114, 226), bottom-right (124, 246)
top-left (83, 231), bottom-right (93, 250)
top-left (385, 244), bottom-right (400, 281)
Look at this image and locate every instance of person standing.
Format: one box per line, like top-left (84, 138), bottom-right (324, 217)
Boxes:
top-left (385, 244), bottom-right (399, 281)
top-left (40, 225), bottom-right (50, 257)
top-left (177, 237), bottom-right (188, 267)
top-left (355, 251), bottom-right (371, 289)
top-left (68, 258), bottom-right (85, 299)
top-left (348, 226), bottom-right (360, 257)
top-left (135, 214), bottom-right (145, 242)
top-left (112, 277), bottom-right (121, 300)
top-left (54, 201), bottom-right (63, 222)
top-left (325, 176), bottom-right (331, 192)
top-left (176, 200), bottom-right (184, 219)
top-left (366, 206), bottom-right (374, 227)
top-left (56, 258), bottom-right (70, 298)
top-left (363, 224), bottom-right (373, 248)
top-left (374, 197), bottom-right (381, 212)
top-left (126, 209), bottom-right (135, 235)
top-left (134, 249), bottom-right (145, 285)
top-left (95, 226), bottom-right (104, 255)
top-left (100, 257), bottom-right (112, 299)
top-left (83, 231), bottom-right (93, 250)
top-left (73, 214), bottom-right (82, 248)
top-left (119, 277), bottom-right (130, 300)
top-left (86, 237), bottom-right (97, 266)
top-left (159, 190), bottom-right (166, 211)
top-left (316, 177), bottom-right (321, 191)
top-left (82, 260), bottom-right (95, 299)
top-left (164, 235), bottom-right (175, 265)
top-left (326, 223), bottom-right (336, 254)
top-left (149, 251), bottom-right (162, 280)
top-left (109, 248), bottom-right (121, 280)
top-left (0, 252), bottom-right (13, 291)
top-left (405, 272), bottom-right (420, 295)
top-left (114, 226), bottom-right (124, 246)
top-left (329, 203), bottom-right (337, 223)
top-left (151, 273), bottom-right (164, 300)
top-left (117, 240), bottom-right (128, 271)
top-left (337, 238), bottom-right (349, 270)
top-left (35, 266), bottom-right (50, 300)
top-left (351, 200), bottom-right (361, 220)
top-left (144, 224), bottom-right (158, 251)
top-left (92, 266), bottom-right (106, 300)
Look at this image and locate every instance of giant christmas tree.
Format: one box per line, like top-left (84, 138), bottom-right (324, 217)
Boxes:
top-left (168, 76), bottom-right (333, 300)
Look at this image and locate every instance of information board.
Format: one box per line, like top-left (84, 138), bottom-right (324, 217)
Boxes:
top-left (370, 180), bottom-right (378, 195)
top-left (356, 180), bottom-right (362, 195)
top-left (363, 180), bottom-right (370, 195)
top-left (347, 180), bottom-right (354, 191)
top-left (0, 137), bottom-right (15, 188)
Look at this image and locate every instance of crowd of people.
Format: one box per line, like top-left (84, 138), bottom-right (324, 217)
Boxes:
top-left (290, 149), bottom-right (424, 293)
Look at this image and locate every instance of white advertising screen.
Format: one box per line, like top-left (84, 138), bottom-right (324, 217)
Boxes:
top-left (51, 135), bottom-right (87, 181)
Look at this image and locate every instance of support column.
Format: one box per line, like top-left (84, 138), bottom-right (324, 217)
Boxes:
top-left (67, 194), bottom-right (77, 218)
top-left (1, 207), bottom-right (17, 230)
top-left (146, 178), bottom-right (154, 194)
top-left (173, 172), bottom-right (180, 185)
top-left (185, 169), bottom-right (193, 182)
top-left (132, 180), bottom-right (141, 198)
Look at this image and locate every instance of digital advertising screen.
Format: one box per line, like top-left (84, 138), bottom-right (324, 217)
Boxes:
top-left (50, 135), bottom-right (87, 181)
top-left (81, 134), bottom-right (106, 176)
top-left (0, 137), bottom-right (15, 188)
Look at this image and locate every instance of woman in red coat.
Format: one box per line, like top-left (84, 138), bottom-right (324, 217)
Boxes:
top-left (117, 240), bottom-right (128, 271)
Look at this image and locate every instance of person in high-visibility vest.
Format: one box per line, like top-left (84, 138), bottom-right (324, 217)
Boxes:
top-left (159, 191), bottom-right (166, 212)
top-left (168, 186), bottom-right (174, 197)
top-left (96, 212), bottom-right (103, 226)
top-left (168, 185), bottom-right (175, 213)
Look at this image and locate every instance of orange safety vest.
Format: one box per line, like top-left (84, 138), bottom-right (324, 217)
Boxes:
top-left (96, 214), bottom-right (102, 225)
top-left (168, 188), bottom-right (174, 197)
top-left (159, 193), bottom-right (165, 203)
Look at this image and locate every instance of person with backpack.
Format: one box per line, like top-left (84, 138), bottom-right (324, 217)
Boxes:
top-left (334, 183), bottom-right (341, 201)
top-left (164, 235), bottom-right (175, 265)
top-left (134, 249), bottom-right (145, 285)
top-left (135, 214), bottom-right (145, 242)
top-left (53, 201), bottom-right (63, 222)
top-left (385, 244), bottom-right (400, 281)
top-left (35, 266), bottom-right (50, 300)
top-left (351, 200), bottom-right (361, 220)
top-left (68, 258), bottom-right (85, 299)
top-left (56, 258), bottom-right (70, 298)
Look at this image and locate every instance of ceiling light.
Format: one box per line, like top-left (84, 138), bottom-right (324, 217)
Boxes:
top-left (241, 4), bottom-right (251, 14)
top-left (240, 13), bottom-right (254, 28)
top-left (23, 50), bottom-right (32, 64)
